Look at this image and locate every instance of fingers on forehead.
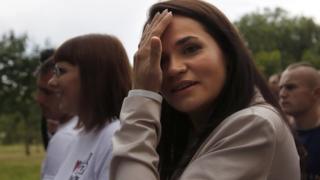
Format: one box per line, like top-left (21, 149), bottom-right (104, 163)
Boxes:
top-left (150, 11), bottom-right (173, 37)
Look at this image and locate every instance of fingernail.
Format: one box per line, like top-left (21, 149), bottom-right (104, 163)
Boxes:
top-left (163, 9), bottom-right (168, 13)
top-left (154, 12), bottom-right (160, 17)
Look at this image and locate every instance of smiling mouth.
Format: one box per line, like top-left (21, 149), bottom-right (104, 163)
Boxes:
top-left (280, 101), bottom-right (290, 106)
top-left (171, 81), bottom-right (198, 94)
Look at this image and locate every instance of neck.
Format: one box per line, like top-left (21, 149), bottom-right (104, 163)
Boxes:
top-left (59, 114), bottom-right (73, 125)
top-left (189, 109), bottom-right (211, 135)
top-left (294, 107), bottom-right (320, 130)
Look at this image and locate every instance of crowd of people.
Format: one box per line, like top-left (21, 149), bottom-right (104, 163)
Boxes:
top-left (33, 0), bottom-right (319, 180)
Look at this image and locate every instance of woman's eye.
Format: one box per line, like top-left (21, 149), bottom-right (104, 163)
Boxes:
top-left (182, 44), bottom-right (200, 55)
top-left (59, 68), bottom-right (66, 75)
top-left (54, 65), bottom-right (67, 77)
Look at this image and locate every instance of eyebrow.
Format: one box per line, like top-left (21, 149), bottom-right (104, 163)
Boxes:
top-left (279, 82), bottom-right (295, 88)
top-left (175, 36), bottom-right (198, 46)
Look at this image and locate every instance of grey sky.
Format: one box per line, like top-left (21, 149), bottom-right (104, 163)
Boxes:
top-left (1, 0), bottom-right (319, 62)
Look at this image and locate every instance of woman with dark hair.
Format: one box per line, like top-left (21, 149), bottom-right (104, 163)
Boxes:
top-left (48, 34), bottom-right (131, 180)
top-left (110, 0), bottom-right (301, 180)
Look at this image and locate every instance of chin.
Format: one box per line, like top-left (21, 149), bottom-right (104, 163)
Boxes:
top-left (169, 96), bottom-right (212, 112)
top-left (59, 104), bottom-right (69, 113)
top-left (170, 102), bottom-right (201, 114)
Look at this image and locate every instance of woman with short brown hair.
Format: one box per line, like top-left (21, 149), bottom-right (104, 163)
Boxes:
top-left (49, 34), bottom-right (131, 180)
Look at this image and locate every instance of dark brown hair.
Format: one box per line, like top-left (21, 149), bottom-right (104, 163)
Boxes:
top-left (144, 0), bottom-right (299, 179)
top-left (34, 49), bottom-right (55, 77)
top-left (54, 34), bottom-right (132, 132)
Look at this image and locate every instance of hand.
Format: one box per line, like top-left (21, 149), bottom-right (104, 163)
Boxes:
top-left (133, 9), bottom-right (173, 92)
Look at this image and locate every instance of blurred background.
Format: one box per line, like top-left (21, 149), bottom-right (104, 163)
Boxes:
top-left (1, 0), bottom-right (320, 179)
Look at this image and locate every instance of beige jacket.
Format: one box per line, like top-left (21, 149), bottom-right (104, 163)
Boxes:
top-left (110, 91), bottom-right (300, 180)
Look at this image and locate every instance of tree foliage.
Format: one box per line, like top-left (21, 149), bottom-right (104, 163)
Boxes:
top-left (234, 7), bottom-right (320, 76)
top-left (0, 31), bottom-right (41, 154)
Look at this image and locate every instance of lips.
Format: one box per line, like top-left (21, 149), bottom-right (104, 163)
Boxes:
top-left (280, 101), bottom-right (290, 106)
top-left (171, 80), bottom-right (198, 94)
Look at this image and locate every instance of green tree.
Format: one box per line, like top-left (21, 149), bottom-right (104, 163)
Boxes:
top-left (302, 42), bottom-right (320, 69)
top-left (255, 50), bottom-right (282, 76)
top-left (0, 31), bottom-right (40, 155)
top-left (235, 7), bottom-right (320, 76)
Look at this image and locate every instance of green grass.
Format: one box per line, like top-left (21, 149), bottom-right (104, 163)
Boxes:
top-left (0, 144), bottom-right (45, 180)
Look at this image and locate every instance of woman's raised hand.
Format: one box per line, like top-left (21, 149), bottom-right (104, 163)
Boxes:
top-left (133, 9), bottom-right (172, 92)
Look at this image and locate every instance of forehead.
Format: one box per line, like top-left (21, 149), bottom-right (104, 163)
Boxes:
top-left (161, 15), bottom-right (211, 44)
top-left (269, 76), bottom-right (279, 84)
top-left (280, 69), bottom-right (305, 85)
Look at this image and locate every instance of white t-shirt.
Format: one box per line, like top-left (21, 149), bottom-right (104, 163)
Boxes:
top-left (42, 116), bottom-right (79, 180)
top-left (53, 120), bottom-right (120, 180)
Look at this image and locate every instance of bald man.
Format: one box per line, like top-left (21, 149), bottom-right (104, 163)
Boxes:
top-left (279, 63), bottom-right (320, 179)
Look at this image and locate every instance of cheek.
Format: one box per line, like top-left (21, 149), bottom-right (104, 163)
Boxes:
top-left (61, 76), bottom-right (80, 96)
top-left (50, 95), bottom-right (61, 106)
top-left (73, 87), bottom-right (81, 104)
top-left (74, 79), bottom-right (81, 98)
top-left (199, 59), bottom-right (226, 89)
top-left (64, 85), bottom-right (78, 102)
top-left (37, 94), bottom-right (52, 106)
top-left (35, 94), bottom-right (44, 103)
top-left (68, 80), bottom-right (81, 106)
top-left (160, 79), bottom-right (168, 94)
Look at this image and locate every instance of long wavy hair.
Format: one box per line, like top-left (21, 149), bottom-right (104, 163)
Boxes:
top-left (143, 0), bottom-right (303, 179)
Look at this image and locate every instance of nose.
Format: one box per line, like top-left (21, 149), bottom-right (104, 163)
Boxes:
top-left (48, 75), bottom-right (58, 90)
top-left (279, 88), bottom-right (287, 100)
top-left (165, 56), bottom-right (187, 78)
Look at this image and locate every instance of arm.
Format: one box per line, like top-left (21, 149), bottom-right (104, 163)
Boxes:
top-left (109, 92), bottom-right (162, 180)
top-left (110, 9), bottom-right (172, 180)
